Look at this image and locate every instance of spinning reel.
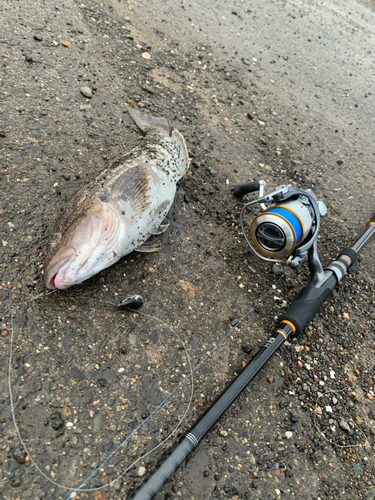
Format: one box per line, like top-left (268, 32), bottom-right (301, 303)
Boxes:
top-left (131, 175), bottom-right (374, 500)
top-left (234, 180), bottom-right (327, 270)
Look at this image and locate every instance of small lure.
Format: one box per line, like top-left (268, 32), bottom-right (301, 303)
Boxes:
top-left (117, 294), bottom-right (144, 309)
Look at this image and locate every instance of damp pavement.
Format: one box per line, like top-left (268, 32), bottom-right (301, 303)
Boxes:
top-left (0, 0), bottom-right (375, 499)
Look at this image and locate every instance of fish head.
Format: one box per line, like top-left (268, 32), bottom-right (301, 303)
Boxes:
top-left (44, 195), bottom-right (116, 289)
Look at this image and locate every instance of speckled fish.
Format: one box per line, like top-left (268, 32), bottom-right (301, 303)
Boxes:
top-left (44, 108), bottom-right (189, 289)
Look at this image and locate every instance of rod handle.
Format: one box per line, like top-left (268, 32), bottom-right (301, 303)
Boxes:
top-left (233, 180), bottom-right (260, 198)
top-left (279, 275), bottom-right (337, 336)
top-left (370, 212), bottom-right (375, 224)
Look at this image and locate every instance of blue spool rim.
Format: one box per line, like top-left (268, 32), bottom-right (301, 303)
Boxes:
top-left (265, 206), bottom-right (303, 245)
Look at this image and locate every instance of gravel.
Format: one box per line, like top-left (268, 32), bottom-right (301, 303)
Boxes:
top-left (0, 0), bottom-right (374, 499)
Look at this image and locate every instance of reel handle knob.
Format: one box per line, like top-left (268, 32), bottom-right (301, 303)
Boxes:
top-left (233, 180), bottom-right (260, 198)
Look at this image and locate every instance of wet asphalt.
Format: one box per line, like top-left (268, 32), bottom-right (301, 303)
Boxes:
top-left (0, 0), bottom-right (374, 499)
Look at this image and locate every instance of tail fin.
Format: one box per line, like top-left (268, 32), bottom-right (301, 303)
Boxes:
top-left (128, 107), bottom-right (170, 133)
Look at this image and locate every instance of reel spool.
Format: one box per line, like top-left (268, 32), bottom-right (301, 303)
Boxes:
top-left (234, 180), bottom-right (327, 268)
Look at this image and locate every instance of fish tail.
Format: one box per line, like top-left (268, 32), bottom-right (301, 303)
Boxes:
top-left (128, 107), bottom-right (170, 133)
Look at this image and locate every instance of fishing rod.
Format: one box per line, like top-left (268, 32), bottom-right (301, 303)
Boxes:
top-left (131, 180), bottom-right (375, 500)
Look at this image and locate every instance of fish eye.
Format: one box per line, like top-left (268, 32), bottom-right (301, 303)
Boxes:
top-left (49, 233), bottom-right (61, 244)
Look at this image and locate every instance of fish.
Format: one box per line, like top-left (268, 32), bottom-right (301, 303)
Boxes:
top-left (44, 108), bottom-right (189, 289)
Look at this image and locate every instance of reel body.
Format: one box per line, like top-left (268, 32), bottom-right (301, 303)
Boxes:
top-left (235, 181), bottom-right (327, 268)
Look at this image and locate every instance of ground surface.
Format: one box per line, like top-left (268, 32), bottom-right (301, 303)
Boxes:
top-left (0, 0), bottom-right (375, 499)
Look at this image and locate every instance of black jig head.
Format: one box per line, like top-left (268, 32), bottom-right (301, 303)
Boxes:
top-left (117, 294), bottom-right (144, 310)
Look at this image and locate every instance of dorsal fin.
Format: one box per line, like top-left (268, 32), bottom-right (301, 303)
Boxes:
top-left (171, 128), bottom-right (190, 181)
top-left (128, 107), bottom-right (170, 133)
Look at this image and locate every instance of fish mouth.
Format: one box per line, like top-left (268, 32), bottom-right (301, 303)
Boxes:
top-left (47, 271), bottom-right (73, 290)
top-left (45, 254), bottom-right (76, 290)
top-left (47, 272), bottom-right (59, 290)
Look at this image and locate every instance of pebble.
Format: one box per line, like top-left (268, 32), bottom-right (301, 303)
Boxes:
top-left (113, 480), bottom-right (123, 492)
top-left (242, 341), bottom-right (252, 354)
top-left (51, 418), bottom-right (64, 430)
top-left (1, 330), bottom-right (9, 337)
top-left (110, 424), bottom-right (117, 432)
top-left (339, 418), bottom-right (353, 434)
top-left (352, 462), bottom-right (364, 476)
top-left (80, 104), bottom-right (92, 111)
top-left (220, 430), bottom-right (228, 437)
top-left (70, 367), bottom-right (85, 382)
top-left (272, 263), bottom-right (284, 275)
top-left (33, 34), bottom-right (43, 41)
top-left (285, 431), bottom-right (293, 439)
top-left (129, 334), bottom-right (137, 345)
top-left (80, 86), bottom-right (93, 98)
top-left (13, 448), bottom-right (27, 464)
top-left (11, 477), bottom-right (22, 487)
top-left (138, 466), bottom-right (146, 477)
top-left (93, 415), bottom-right (104, 433)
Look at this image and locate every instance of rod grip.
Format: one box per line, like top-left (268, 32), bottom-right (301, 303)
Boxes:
top-left (131, 438), bottom-right (195, 500)
top-left (279, 275), bottom-right (337, 336)
top-left (370, 212), bottom-right (375, 224)
top-left (233, 180), bottom-right (260, 198)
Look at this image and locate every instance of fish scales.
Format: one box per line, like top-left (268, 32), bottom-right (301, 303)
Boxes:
top-left (44, 109), bottom-right (189, 289)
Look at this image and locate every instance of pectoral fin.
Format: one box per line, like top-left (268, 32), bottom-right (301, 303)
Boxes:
top-left (136, 200), bottom-right (170, 252)
top-left (136, 239), bottom-right (162, 253)
top-left (110, 165), bottom-right (152, 214)
top-left (151, 223), bottom-right (170, 236)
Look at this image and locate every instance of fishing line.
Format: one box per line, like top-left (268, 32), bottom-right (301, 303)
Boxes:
top-left (8, 304), bottom-right (194, 494)
top-left (66, 270), bottom-right (289, 498)
top-left (313, 388), bottom-right (369, 449)
top-left (5, 270), bottom-right (288, 497)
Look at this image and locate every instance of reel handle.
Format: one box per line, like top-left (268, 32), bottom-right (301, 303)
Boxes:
top-left (233, 180), bottom-right (260, 198)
